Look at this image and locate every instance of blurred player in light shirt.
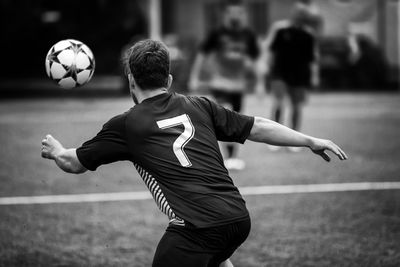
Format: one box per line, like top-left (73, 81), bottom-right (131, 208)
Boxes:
top-left (189, 1), bottom-right (260, 170)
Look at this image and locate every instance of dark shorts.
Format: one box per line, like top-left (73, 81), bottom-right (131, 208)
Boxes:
top-left (210, 90), bottom-right (243, 112)
top-left (152, 217), bottom-right (251, 267)
top-left (271, 65), bottom-right (311, 88)
top-left (269, 79), bottom-right (308, 105)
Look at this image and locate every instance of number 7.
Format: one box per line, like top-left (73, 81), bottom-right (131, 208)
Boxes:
top-left (157, 114), bottom-right (195, 167)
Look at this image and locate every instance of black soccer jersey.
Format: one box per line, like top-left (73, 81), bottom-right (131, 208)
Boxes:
top-left (76, 92), bottom-right (254, 228)
top-left (270, 26), bottom-right (316, 86)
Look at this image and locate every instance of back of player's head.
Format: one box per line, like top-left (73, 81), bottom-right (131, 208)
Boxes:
top-left (127, 39), bottom-right (170, 90)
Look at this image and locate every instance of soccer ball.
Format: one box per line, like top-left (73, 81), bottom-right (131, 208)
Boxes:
top-left (45, 39), bottom-right (95, 89)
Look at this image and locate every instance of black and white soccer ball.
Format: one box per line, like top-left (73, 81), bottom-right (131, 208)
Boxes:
top-left (45, 39), bottom-right (95, 89)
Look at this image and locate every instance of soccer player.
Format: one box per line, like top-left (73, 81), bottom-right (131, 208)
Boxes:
top-left (261, 1), bottom-right (321, 152)
top-left (188, 1), bottom-right (260, 170)
top-left (41, 40), bottom-right (347, 267)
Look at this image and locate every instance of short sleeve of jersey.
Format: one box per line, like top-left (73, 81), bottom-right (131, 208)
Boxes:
top-left (76, 113), bottom-right (131, 171)
top-left (199, 97), bottom-right (254, 143)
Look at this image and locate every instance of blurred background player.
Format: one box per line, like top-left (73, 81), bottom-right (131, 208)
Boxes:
top-left (260, 0), bottom-right (321, 152)
top-left (188, 0), bottom-right (260, 170)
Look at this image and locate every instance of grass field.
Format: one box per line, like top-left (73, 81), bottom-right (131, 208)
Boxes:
top-left (0, 92), bottom-right (399, 266)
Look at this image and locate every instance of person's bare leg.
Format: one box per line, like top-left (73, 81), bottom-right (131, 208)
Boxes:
top-left (291, 102), bottom-right (302, 131)
top-left (270, 81), bottom-right (285, 124)
top-left (226, 144), bottom-right (237, 159)
top-left (289, 86), bottom-right (306, 131)
top-left (269, 80), bottom-right (286, 151)
top-left (288, 87), bottom-right (305, 152)
top-left (221, 101), bottom-right (235, 159)
top-left (220, 102), bottom-right (245, 170)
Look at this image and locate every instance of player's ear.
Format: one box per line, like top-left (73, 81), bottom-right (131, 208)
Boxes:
top-left (166, 74), bottom-right (173, 89)
top-left (128, 74), bottom-right (136, 90)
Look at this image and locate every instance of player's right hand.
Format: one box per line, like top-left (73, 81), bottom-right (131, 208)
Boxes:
top-left (309, 138), bottom-right (348, 162)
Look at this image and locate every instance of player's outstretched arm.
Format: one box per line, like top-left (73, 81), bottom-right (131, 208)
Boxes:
top-left (41, 134), bottom-right (87, 174)
top-left (248, 117), bottom-right (348, 161)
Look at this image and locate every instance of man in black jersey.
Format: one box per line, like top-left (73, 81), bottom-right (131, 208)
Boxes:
top-left (261, 1), bottom-right (320, 152)
top-left (41, 39), bottom-right (347, 267)
top-left (189, 2), bottom-right (259, 170)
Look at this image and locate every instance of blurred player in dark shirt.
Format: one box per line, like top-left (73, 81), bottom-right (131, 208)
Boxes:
top-left (261, 1), bottom-right (321, 152)
top-left (41, 39), bottom-right (346, 267)
top-left (189, 1), bottom-right (260, 170)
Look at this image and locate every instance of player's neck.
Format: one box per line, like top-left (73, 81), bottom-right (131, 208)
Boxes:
top-left (136, 88), bottom-right (168, 103)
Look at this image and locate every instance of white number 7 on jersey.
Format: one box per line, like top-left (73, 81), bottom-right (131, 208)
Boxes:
top-left (157, 114), bottom-right (195, 167)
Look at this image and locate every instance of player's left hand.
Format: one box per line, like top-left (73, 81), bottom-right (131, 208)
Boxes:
top-left (309, 138), bottom-right (348, 162)
top-left (41, 134), bottom-right (64, 160)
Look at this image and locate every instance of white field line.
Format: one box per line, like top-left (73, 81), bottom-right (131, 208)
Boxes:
top-left (0, 182), bottom-right (400, 206)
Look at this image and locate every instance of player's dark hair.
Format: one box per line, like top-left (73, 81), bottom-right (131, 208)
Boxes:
top-left (127, 39), bottom-right (170, 90)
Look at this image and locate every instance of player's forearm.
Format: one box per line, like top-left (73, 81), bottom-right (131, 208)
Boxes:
top-left (248, 117), bottom-right (313, 147)
top-left (54, 148), bottom-right (87, 174)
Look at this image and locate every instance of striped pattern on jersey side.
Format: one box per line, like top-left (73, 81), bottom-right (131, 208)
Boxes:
top-left (134, 163), bottom-right (185, 226)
